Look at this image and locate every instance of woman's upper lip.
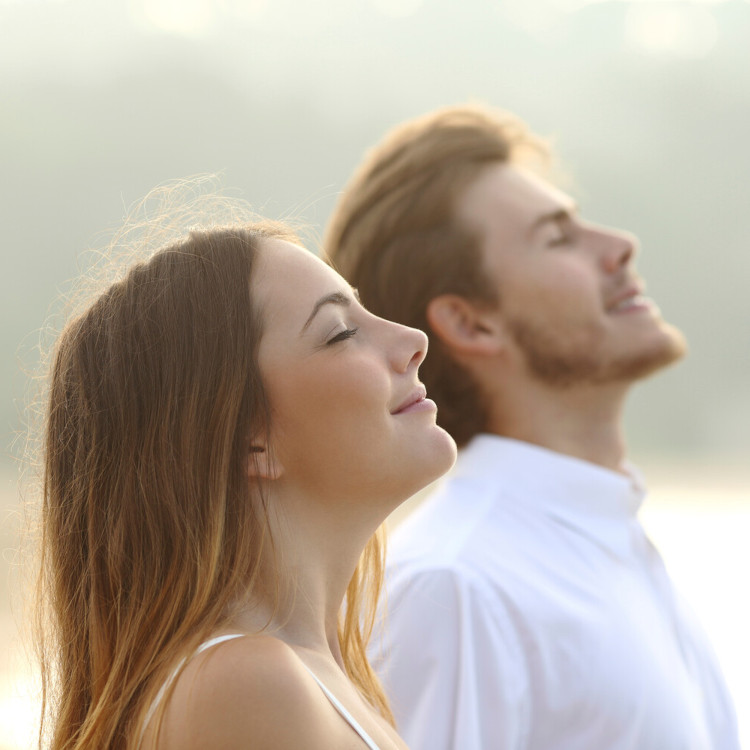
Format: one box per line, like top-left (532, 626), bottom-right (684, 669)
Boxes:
top-left (392, 385), bottom-right (427, 414)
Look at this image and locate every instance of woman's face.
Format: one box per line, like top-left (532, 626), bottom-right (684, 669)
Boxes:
top-left (252, 239), bottom-right (456, 508)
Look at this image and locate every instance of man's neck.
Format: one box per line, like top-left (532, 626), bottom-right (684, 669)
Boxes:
top-left (486, 380), bottom-right (629, 472)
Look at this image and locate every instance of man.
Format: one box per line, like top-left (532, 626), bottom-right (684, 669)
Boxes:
top-left (325, 105), bottom-right (739, 749)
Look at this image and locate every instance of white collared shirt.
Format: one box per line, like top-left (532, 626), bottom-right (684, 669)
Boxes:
top-left (372, 435), bottom-right (739, 750)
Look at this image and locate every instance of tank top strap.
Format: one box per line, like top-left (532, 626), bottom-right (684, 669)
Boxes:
top-left (195, 632), bottom-right (247, 653)
top-left (299, 663), bottom-right (382, 750)
top-left (142, 634), bottom-right (248, 733)
top-left (144, 633), bottom-right (383, 750)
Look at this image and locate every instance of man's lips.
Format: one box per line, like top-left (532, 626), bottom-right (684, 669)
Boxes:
top-left (606, 285), bottom-right (653, 313)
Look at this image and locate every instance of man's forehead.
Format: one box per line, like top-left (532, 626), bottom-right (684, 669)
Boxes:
top-left (514, 167), bottom-right (574, 213)
top-left (458, 163), bottom-right (573, 222)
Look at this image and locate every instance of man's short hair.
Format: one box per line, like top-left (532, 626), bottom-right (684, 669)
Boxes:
top-left (326, 103), bottom-right (548, 447)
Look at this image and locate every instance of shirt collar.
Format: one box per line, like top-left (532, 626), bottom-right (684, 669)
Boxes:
top-left (450, 434), bottom-right (647, 557)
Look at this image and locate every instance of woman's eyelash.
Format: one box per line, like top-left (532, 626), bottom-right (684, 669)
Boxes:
top-left (327, 327), bottom-right (359, 345)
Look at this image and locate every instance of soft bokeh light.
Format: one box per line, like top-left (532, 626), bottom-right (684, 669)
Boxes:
top-left (625, 3), bottom-right (719, 57)
top-left (0, 0), bottom-right (68, 5)
top-left (221, 0), bottom-right (269, 24)
top-left (555, 0), bottom-right (728, 8)
top-left (135, 0), bottom-right (216, 36)
top-left (369, 0), bottom-right (425, 19)
top-left (641, 493), bottom-right (750, 726)
top-left (498, 0), bottom-right (561, 34)
top-left (0, 673), bottom-right (39, 750)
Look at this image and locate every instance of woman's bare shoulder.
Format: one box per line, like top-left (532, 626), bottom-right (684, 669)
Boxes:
top-left (151, 634), bottom-right (343, 750)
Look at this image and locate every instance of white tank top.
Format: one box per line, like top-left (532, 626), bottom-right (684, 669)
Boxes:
top-left (144, 633), bottom-right (383, 750)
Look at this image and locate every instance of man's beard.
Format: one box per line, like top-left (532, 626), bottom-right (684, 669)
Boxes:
top-left (508, 316), bottom-right (687, 388)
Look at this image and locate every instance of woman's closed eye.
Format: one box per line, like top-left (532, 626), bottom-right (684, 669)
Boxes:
top-left (326, 327), bottom-right (359, 345)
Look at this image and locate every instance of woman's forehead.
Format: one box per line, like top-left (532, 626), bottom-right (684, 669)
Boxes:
top-left (253, 238), bottom-right (350, 328)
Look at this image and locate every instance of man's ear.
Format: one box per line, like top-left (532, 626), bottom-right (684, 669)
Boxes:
top-left (426, 294), bottom-right (506, 356)
top-left (245, 443), bottom-right (284, 481)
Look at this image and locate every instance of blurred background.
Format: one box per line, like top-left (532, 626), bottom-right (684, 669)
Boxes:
top-left (1, 0), bottom-right (748, 747)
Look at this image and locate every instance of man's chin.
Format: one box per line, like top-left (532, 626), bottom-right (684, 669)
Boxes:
top-left (511, 317), bottom-right (687, 387)
top-left (612, 324), bottom-right (688, 383)
top-left (650, 322), bottom-right (687, 367)
top-left (531, 331), bottom-right (687, 387)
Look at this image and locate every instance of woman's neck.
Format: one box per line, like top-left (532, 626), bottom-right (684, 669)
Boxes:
top-left (226, 484), bottom-right (385, 666)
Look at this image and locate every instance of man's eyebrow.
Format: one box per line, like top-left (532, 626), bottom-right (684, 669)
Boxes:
top-left (301, 291), bottom-right (352, 333)
top-left (529, 203), bottom-right (579, 236)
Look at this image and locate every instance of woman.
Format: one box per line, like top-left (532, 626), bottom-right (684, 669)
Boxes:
top-left (37, 220), bottom-right (456, 749)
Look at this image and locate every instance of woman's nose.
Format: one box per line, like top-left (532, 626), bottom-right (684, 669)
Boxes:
top-left (391, 322), bottom-right (428, 374)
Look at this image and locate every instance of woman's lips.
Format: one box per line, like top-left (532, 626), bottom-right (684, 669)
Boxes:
top-left (392, 386), bottom-right (433, 414)
top-left (393, 396), bottom-right (437, 415)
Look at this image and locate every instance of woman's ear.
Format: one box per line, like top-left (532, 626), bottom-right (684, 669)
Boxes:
top-left (426, 294), bottom-right (506, 356)
top-left (245, 444), bottom-right (284, 481)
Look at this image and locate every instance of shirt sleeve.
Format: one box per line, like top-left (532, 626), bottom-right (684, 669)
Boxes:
top-left (371, 566), bottom-right (531, 750)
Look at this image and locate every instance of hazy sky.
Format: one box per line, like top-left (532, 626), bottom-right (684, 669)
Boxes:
top-left (2, 0), bottom-right (749, 470)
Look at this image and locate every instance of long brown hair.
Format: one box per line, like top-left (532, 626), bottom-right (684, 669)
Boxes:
top-left (36, 207), bottom-right (391, 749)
top-left (325, 103), bottom-right (549, 446)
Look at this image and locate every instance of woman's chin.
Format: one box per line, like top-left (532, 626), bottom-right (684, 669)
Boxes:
top-left (402, 428), bottom-right (458, 499)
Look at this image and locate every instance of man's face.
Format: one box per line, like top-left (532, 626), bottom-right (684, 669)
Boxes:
top-left (454, 163), bottom-right (686, 387)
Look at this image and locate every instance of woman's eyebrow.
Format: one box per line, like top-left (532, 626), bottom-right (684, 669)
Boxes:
top-left (300, 291), bottom-right (352, 333)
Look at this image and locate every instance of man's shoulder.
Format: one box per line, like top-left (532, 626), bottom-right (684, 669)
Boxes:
top-left (377, 549), bottom-right (536, 667)
top-left (385, 472), bottom-right (576, 626)
top-left (388, 474), bottom-right (528, 574)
